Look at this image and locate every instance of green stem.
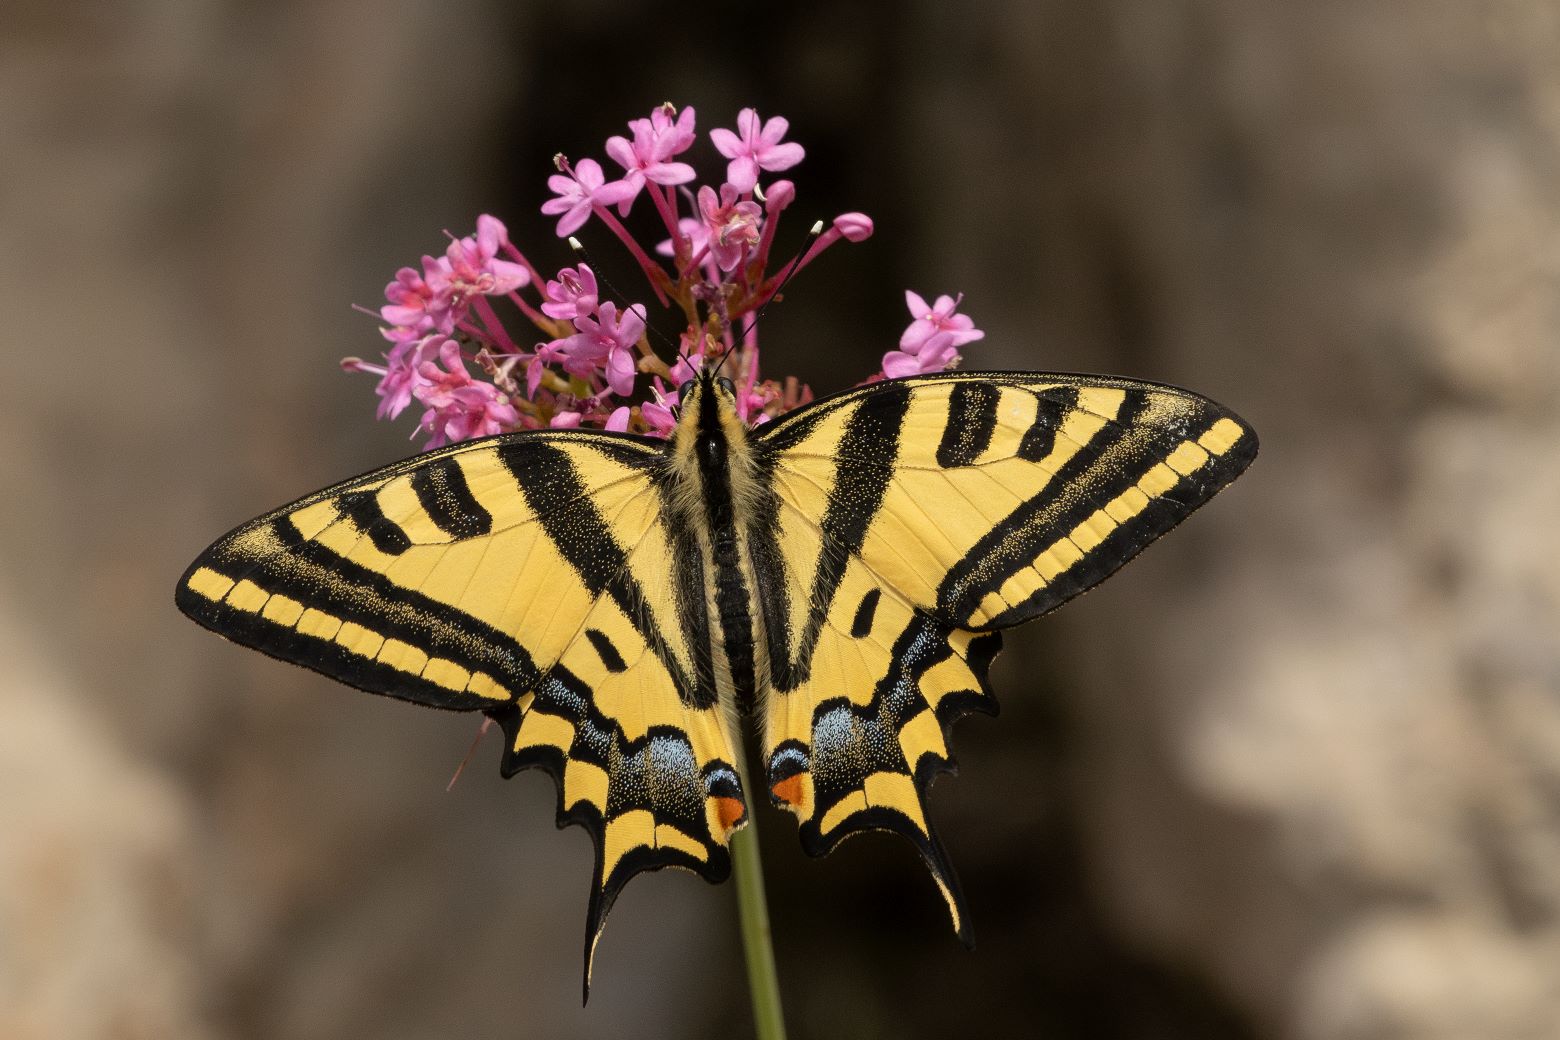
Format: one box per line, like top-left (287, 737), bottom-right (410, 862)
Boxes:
top-left (731, 813), bottom-right (787, 1040)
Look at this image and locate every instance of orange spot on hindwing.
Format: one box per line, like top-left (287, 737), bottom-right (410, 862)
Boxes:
top-left (715, 796), bottom-right (746, 832)
top-left (771, 773), bottom-right (806, 808)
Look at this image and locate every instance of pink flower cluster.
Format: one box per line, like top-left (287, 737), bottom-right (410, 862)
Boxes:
top-left (345, 103), bottom-right (983, 449)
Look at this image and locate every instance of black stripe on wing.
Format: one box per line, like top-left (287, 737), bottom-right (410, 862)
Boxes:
top-left (941, 402), bottom-right (1258, 630)
top-left (176, 513), bottom-right (541, 710)
top-left (758, 379), bottom-right (913, 691)
top-left (410, 455), bottom-right (493, 537)
top-left (498, 439), bottom-right (708, 708)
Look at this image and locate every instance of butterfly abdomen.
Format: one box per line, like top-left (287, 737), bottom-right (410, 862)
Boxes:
top-left (697, 429), bottom-right (759, 712)
top-left (666, 373), bottom-right (775, 722)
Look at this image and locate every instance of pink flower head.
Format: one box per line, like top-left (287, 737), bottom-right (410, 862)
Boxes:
top-left (351, 101), bottom-right (949, 446)
top-left (606, 105), bottom-right (698, 200)
top-left (710, 109), bottom-right (805, 193)
top-left (560, 301), bottom-right (646, 397)
top-left (881, 291), bottom-right (983, 379)
top-left (697, 184), bottom-right (763, 272)
top-left (381, 255), bottom-right (454, 337)
top-left (439, 215), bottom-right (530, 302)
top-left (541, 264), bottom-right (600, 321)
top-left (541, 158), bottom-right (637, 237)
top-left (411, 338), bottom-right (519, 448)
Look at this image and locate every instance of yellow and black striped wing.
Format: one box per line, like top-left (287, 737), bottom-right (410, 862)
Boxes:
top-left (752, 372), bottom-right (1257, 937)
top-left (176, 431), bottom-right (748, 990)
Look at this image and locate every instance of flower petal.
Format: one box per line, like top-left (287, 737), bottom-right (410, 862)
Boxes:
top-left (725, 156), bottom-right (759, 193)
top-left (880, 351), bottom-right (920, 379)
top-left (710, 126), bottom-right (741, 158)
top-left (605, 348), bottom-right (637, 397)
top-left (758, 141), bottom-right (804, 172)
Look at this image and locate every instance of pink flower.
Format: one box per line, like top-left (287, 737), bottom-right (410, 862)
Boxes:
top-left (648, 103), bottom-right (697, 156)
top-left (559, 302), bottom-right (646, 397)
top-left (381, 256), bottom-right (454, 337)
top-left (541, 158), bottom-right (637, 237)
top-left (881, 291), bottom-right (983, 379)
top-left (710, 109), bottom-right (805, 193)
top-left (438, 215), bottom-right (530, 302)
top-left (697, 185), bottom-right (762, 272)
top-left (342, 334), bottom-right (444, 420)
top-left (832, 212), bottom-right (873, 243)
top-left (881, 335), bottom-right (961, 378)
top-left (541, 264), bottom-right (599, 321)
top-left (605, 106), bottom-right (697, 215)
top-left (762, 179), bottom-right (796, 213)
top-left (900, 291), bottom-right (983, 352)
top-left (640, 395), bottom-right (678, 436)
top-left (657, 217), bottom-right (710, 261)
top-left (733, 381), bottom-right (777, 424)
top-left (411, 338), bottom-right (520, 448)
top-left (525, 339), bottom-right (568, 398)
top-left (352, 102), bottom-right (964, 445)
top-left (668, 349), bottom-right (704, 387)
top-left (413, 339), bottom-right (487, 412)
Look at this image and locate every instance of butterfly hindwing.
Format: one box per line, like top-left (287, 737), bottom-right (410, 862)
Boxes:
top-left (176, 430), bottom-right (749, 990)
top-left (752, 372), bottom-right (1257, 934)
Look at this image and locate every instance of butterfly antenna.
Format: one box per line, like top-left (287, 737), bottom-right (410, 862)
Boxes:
top-left (716, 219), bottom-right (825, 381)
top-left (567, 236), bottom-right (693, 373)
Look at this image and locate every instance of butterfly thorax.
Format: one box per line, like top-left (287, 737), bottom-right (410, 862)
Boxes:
top-left (662, 372), bottom-right (772, 728)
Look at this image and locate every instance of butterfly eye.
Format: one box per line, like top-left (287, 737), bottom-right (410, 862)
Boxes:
top-left (717, 377), bottom-right (735, 395)
top-left (677, 379), bottom-right (695, 400)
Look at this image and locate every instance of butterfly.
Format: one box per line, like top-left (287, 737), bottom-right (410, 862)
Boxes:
top-left (177, 368), bottom-right (1256, 990)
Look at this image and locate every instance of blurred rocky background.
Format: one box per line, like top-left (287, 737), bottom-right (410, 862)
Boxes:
top-left (3, 2), bottom-right (1557, 1038)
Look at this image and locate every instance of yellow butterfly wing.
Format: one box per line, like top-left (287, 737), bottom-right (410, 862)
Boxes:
top-left (751, 372), bottom-right (1258, 938)
top-left (176, 431), bottom-right (748, 992)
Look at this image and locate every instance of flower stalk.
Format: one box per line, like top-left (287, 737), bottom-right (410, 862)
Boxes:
top-left (731, 809), bottom-right (787, 1040)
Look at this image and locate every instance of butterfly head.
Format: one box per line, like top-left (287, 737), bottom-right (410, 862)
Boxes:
top-left (675, 369), bottom-right (738, 428)
top-left (668, 369), bottom-right (752, 464)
